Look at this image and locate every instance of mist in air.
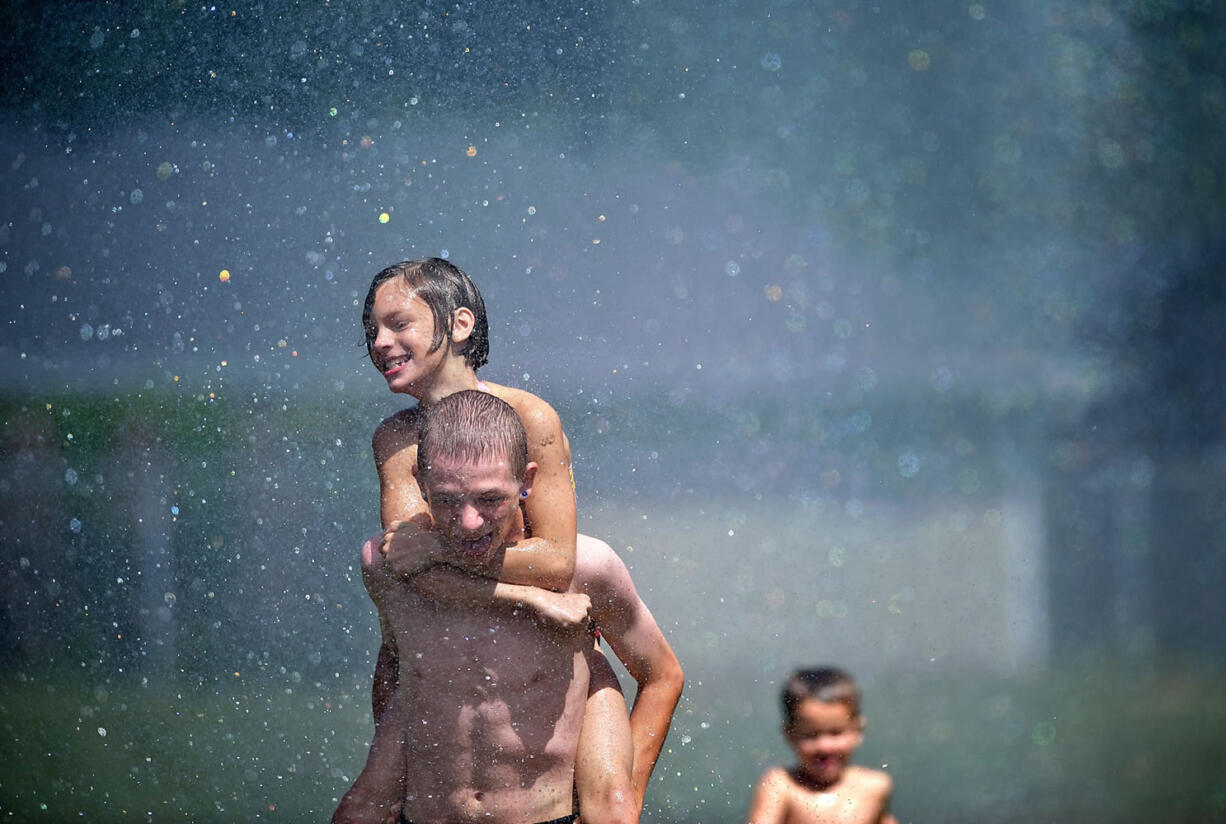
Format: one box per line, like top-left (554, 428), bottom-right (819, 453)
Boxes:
top-left (2, 2), bottom-right (1224, 821)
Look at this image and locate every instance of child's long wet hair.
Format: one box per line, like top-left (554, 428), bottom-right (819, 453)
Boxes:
top-left (363, 258), bottom-right (490, 370)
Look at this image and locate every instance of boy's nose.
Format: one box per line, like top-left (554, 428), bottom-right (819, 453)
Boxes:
top-left (459, 503), bottom-right (484, 531)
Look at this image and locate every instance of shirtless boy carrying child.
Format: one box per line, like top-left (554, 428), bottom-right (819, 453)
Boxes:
top-left (746, 667), bottom-right (897, 824)
top-left (334, 259), bottom-right (682, 823)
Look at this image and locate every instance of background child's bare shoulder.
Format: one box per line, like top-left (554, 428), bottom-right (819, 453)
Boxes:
top-left (371, 407), bottom-right (423, 465)
top-left (845, 765), bottom-right (892, 800)
top-left (757, 764), bottom-right (798, 793)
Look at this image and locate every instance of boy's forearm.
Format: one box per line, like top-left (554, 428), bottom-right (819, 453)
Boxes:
top-left (628, 667), bottom-right (685, 808)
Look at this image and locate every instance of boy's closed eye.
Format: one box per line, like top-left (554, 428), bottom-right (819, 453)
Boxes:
top-left (795, 728), bottom-right (843, 739)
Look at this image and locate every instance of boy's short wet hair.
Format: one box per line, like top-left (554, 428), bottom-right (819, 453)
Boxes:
top-left (417, 390), bottom-right (528, 483)
top-left (363, 258), bottom-right (490, 370)
top-left (781, 667), bottom-right (861, 726)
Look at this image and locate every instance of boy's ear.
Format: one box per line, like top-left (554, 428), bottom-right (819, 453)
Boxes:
top-left (519, 461), bottom-right (539, 500)
top-left (855, 715), bottom-right (867, 732)
top-left (451, 307), bottom-right (475, 344)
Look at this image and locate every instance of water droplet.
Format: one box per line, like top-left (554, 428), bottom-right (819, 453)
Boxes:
top-left (897, 452), bottom-right (920, 478)
top-left (80, 324), bottom-right (94, 341)
top-left (129, 189), bottom-right (143, 205)
top-left (69, 518), bottom-right (82, 533)
top-left (724, 261), bottom-right (740, 277)
top-left (930, 366), bottom-right (954, 392)
top-left (97, 727), bottom-right (107, 737)
top-left (760, 52), bottom-right (782, 71)
top-left (65, 468), bottom-right (79, 485)
top-left (171, 504), bottom-right (180, 516)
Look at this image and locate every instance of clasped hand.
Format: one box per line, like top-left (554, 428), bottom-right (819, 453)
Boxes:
top-left (379, 520), bottom-right (445, 579)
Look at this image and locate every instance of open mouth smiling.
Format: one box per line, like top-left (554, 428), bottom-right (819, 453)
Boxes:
top-left (382, 355), bottom-right (410, 375)
top-left (456, 532), bottom-right (494, 557)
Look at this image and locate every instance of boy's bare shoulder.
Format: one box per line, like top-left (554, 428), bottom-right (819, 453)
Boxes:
top-left (371, 407), bottom-right (423, 464)
top-left (758, 765), bottom-right (792, 784)
top-left (844, 765), bottom-right (892, 798)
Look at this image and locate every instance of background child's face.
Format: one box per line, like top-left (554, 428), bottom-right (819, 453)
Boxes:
top-left (784, 698), bottom-right (864, 786)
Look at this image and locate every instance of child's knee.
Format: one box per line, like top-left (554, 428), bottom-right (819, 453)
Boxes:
top-left (578, 790), bottom-right (638, 824)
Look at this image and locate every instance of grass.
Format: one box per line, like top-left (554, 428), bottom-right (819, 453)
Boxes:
top-left (0, 673), bottom-right (373, 821)
top-left (3, 664), bottom-right (1224, 823)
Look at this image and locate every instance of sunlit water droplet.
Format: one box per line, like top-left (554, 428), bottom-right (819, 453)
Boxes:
top-left (69, 518), bottom-right (82, 533)
top-left (724, 261), bottom-right (740, 277)
top-left (65, 468), bottom-right (79, 485)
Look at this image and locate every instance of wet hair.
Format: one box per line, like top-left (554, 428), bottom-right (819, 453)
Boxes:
top-left (417, 390), bottom-right (528, 482)
top-left (362, 258), bottom-right (490, 370)
top-left (781, 667), bottom-right (861, 726)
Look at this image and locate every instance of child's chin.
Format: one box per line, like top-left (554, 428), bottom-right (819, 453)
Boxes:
top-left (801, 762), bottom-right (844, 787)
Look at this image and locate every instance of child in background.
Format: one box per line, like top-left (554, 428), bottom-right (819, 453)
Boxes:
top-left (746, 667), bottom-right (897, 824)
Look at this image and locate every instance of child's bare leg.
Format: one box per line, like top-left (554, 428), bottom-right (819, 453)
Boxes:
top-left (575, 646), bottom-right (638, 824)
top-left (333, 690), bottom-right (407, 824)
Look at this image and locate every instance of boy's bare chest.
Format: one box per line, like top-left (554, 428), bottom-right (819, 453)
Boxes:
top-left (788, 782), bottom-right (883, 824)
top-left (391, 597), bottom-right (579, 689)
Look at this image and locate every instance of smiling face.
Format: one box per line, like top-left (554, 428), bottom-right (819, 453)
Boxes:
top-left (366, 280), bottom-right (453, 397)
top-left (784, 698), bottom-right (864, 788)
top-left (417, 453), bottom-right (536, 574)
